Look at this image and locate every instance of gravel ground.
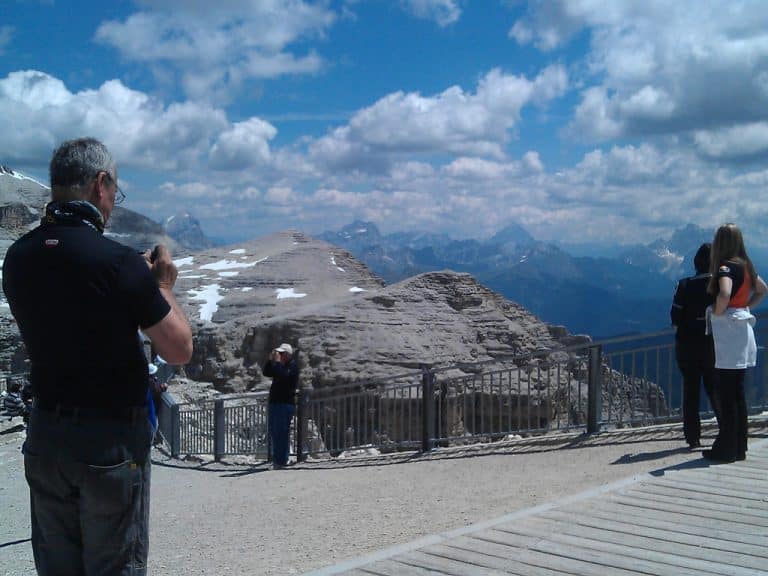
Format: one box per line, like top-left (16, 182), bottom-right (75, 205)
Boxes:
top-left (2, 418), bottom-right (766, 576)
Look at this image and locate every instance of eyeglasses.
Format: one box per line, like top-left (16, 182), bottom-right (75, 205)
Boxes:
top-left (101, 171), bottom-right (126, 205)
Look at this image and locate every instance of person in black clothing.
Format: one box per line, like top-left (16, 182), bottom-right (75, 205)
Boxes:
top-left (2, 138), bottom-right (192, 575)
top-left (263, 343), bottom-right (299, 468)
top-left (671, 243), bottom-right (718, 449)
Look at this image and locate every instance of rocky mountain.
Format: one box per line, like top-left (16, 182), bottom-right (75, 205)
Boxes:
top-left (164, 212), bottom-right (216, 252)
top-left (165, 230), bottom-right (580, 392)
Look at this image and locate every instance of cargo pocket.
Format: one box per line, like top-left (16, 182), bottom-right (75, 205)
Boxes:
top-left (83, 459), bottom-right (141, 516)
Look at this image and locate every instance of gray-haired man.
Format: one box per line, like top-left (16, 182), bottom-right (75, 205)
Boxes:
top-left (2, 137), bottom-right (192, 575)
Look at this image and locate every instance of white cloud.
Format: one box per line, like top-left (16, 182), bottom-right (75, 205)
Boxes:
top-left (515, 0), bottom-right (768, 161)
top-left (0, 70), bottom-right (230, 170)
top-left (309, 65), bottom-right (568, 172)
top-left (209, 118), bottom-right (277, 170)
top-left (401, 0), bottom-right (461, 27)
top-left (94, 1), bottom-right (335, 100)
top-left (694, 123), bottom-right (768, 160)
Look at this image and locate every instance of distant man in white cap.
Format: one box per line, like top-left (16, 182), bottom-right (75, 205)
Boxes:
top-left (263, 343), bottom-right (299, 468)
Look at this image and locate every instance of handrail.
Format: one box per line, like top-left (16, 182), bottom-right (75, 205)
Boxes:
top-left (159, 313), bottom-right (768, 461)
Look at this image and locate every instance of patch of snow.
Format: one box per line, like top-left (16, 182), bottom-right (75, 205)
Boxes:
top-left (275, 288), bottom-right (307, 300)
top-left (229, 248), bottom-right (246, 254)
top-left (330, 255), bottom-right (345, 272)
top-left (349, 287), bottom-right (366, 293)
top-left (174, 256), bottom-right (195, 267)
top-left (179, 274), bottom-right (205, 279)
top-left (6, 169), bottom-right (48, 188)
top-left (105, 232), bottom-right (132, 238)
top-left (355, 228), bottom-right (367, 234)
top-left (0, 302), bottom-right (8, 309)
top-left (218, 271), bottom-right (239, 277)
top-left (188, 284), bottom-right (224, 322)
top-left (241, 287), bottom-right (253, 292)
top-left (654, 247), bottom-right (684, 273)
top-left (200, 257), bottom-right (265, 271)
top-left (338, 445), bottom-right (380, 459)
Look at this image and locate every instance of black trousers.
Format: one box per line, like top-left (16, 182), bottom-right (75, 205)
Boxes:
top-left (676, 337), bottom-right (718, 446)
top-left (24, 408), bottom-right (153, 575)
top-left (710, 369), bottom-right (748, 460)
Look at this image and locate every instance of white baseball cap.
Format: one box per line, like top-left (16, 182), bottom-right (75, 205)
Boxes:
top-left (275, 343), bottom-right (293, 355)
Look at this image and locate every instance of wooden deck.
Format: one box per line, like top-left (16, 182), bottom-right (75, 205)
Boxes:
top-left (307, 439), bottom-right (768, 576)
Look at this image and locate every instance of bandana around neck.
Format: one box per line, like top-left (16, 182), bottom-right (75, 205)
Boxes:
top-left (43, 201), bottom-right (105, 234)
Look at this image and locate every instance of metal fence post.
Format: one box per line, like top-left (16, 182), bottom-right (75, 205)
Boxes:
top-left (587, 345), bottom-right (603, 434)
top-left (170, 402), bottom-right (180, 458)
top-left (296, 389), bottom-right (309, 463)
top-left (421, 366), bottom-right (435, 452)
top-left (214, 398), bottom-right (225, 462)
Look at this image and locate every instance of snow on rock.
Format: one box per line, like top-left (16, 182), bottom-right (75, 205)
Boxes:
top-left (330, 255), bottom-right (345, 272)
top-left (200, 258), bottom-right (266, 271)
top-left (174, 256), bottom-right (195, 267)
top-left (241, 287), bottom-right (253, 292)
top-left (218, 271), bottom-right (239, 278)
top-left (349, 287), bottom-right (366, 293)
top-left (275, 288), bottom-right (307, 300)
top-left (229, 249), bottom-right (246, 254)
top-left (188, 284), bottom-right (224, 321)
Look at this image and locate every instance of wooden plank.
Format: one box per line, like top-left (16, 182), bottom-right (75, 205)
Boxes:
top-left (442, 536), bottom-right (573, 576)
top-left (587, 500), bottom-right (768, 540)
top-left (656, 472), bottom-right (768, 494)
top-left (630, 480), bottom-right (768, 505)
top-left (421, 543), bottom-right (572, 576)
top-left (540, 508), bottom-right (768, 557)
top-left (608, 492), bottom-right (768, 526)
top-left (396, 549), bottom-right (509, 575)
top-left (470, 528), bottom-right (661, 576)
top-left (619, 487), bottom-right (768, 522)
top-left (530, 536), bottom-right (721, 576)
top-left (516, 515), bottom-right (767, 574)
top-left (353, 559), bottom-right (444, 576)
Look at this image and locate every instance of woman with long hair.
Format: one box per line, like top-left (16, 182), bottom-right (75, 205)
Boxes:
top-left (705, 223), bottom-right (767, 462)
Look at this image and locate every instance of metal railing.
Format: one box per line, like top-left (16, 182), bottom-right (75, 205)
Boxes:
top-left (157, 313), bottom-right (768, 462)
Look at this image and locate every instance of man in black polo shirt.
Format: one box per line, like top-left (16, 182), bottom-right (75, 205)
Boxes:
top-left (2, 137), bottom-right (192, 575)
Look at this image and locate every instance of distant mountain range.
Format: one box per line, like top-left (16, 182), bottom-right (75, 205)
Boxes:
top-left (320, 220), bottom-right (768, 338)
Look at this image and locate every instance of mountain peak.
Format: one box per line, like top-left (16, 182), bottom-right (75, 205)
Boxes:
top-left (164, 211), bottom-right (215, 252)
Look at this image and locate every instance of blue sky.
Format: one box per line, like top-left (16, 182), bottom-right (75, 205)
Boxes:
top-left (3, 0), bottom-right (768, 247)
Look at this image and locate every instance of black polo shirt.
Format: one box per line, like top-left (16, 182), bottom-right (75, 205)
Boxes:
top-left (2, 219), bottom-right (170, 408)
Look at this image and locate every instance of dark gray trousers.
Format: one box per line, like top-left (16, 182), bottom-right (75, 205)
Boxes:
top-left (24, 408), bottom-right (153, 576)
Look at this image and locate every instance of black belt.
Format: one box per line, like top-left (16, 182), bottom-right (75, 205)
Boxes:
top-left (32, 399), bottom-right (147, 422)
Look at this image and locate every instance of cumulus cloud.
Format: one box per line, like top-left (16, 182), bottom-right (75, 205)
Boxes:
top-left (515, 1), bottom-right (768, 161)
top-left (0, 70), bottom-right (234, 170)
top-left (94, 0), bottom-right (335, 100)
top-left (209, 118), bottom-right (277, 170)
top-left (309, 65), bottom-right (568, 172)
top-left (401, 0), bottom-right (461, 27)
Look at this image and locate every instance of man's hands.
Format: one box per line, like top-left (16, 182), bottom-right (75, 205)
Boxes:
top-left (143, 245), bottom-right (178, 290)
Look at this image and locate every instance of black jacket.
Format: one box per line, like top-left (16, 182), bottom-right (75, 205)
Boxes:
top-left (671, 272), bottom-right (714, 343)
top-left (262, 358), bottom-right (299, 404)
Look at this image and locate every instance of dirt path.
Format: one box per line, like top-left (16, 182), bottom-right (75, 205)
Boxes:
top-left (2, 419), bottom-right (764, 575)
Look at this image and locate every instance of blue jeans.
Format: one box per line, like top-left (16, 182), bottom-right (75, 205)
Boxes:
top-left (268, 403), bottom-right (295, 466)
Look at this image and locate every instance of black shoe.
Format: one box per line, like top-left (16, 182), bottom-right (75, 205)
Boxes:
top-left (702, 449), bottom-right (735, 463)
top-left (736, 452), bottom-right (746, 461)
